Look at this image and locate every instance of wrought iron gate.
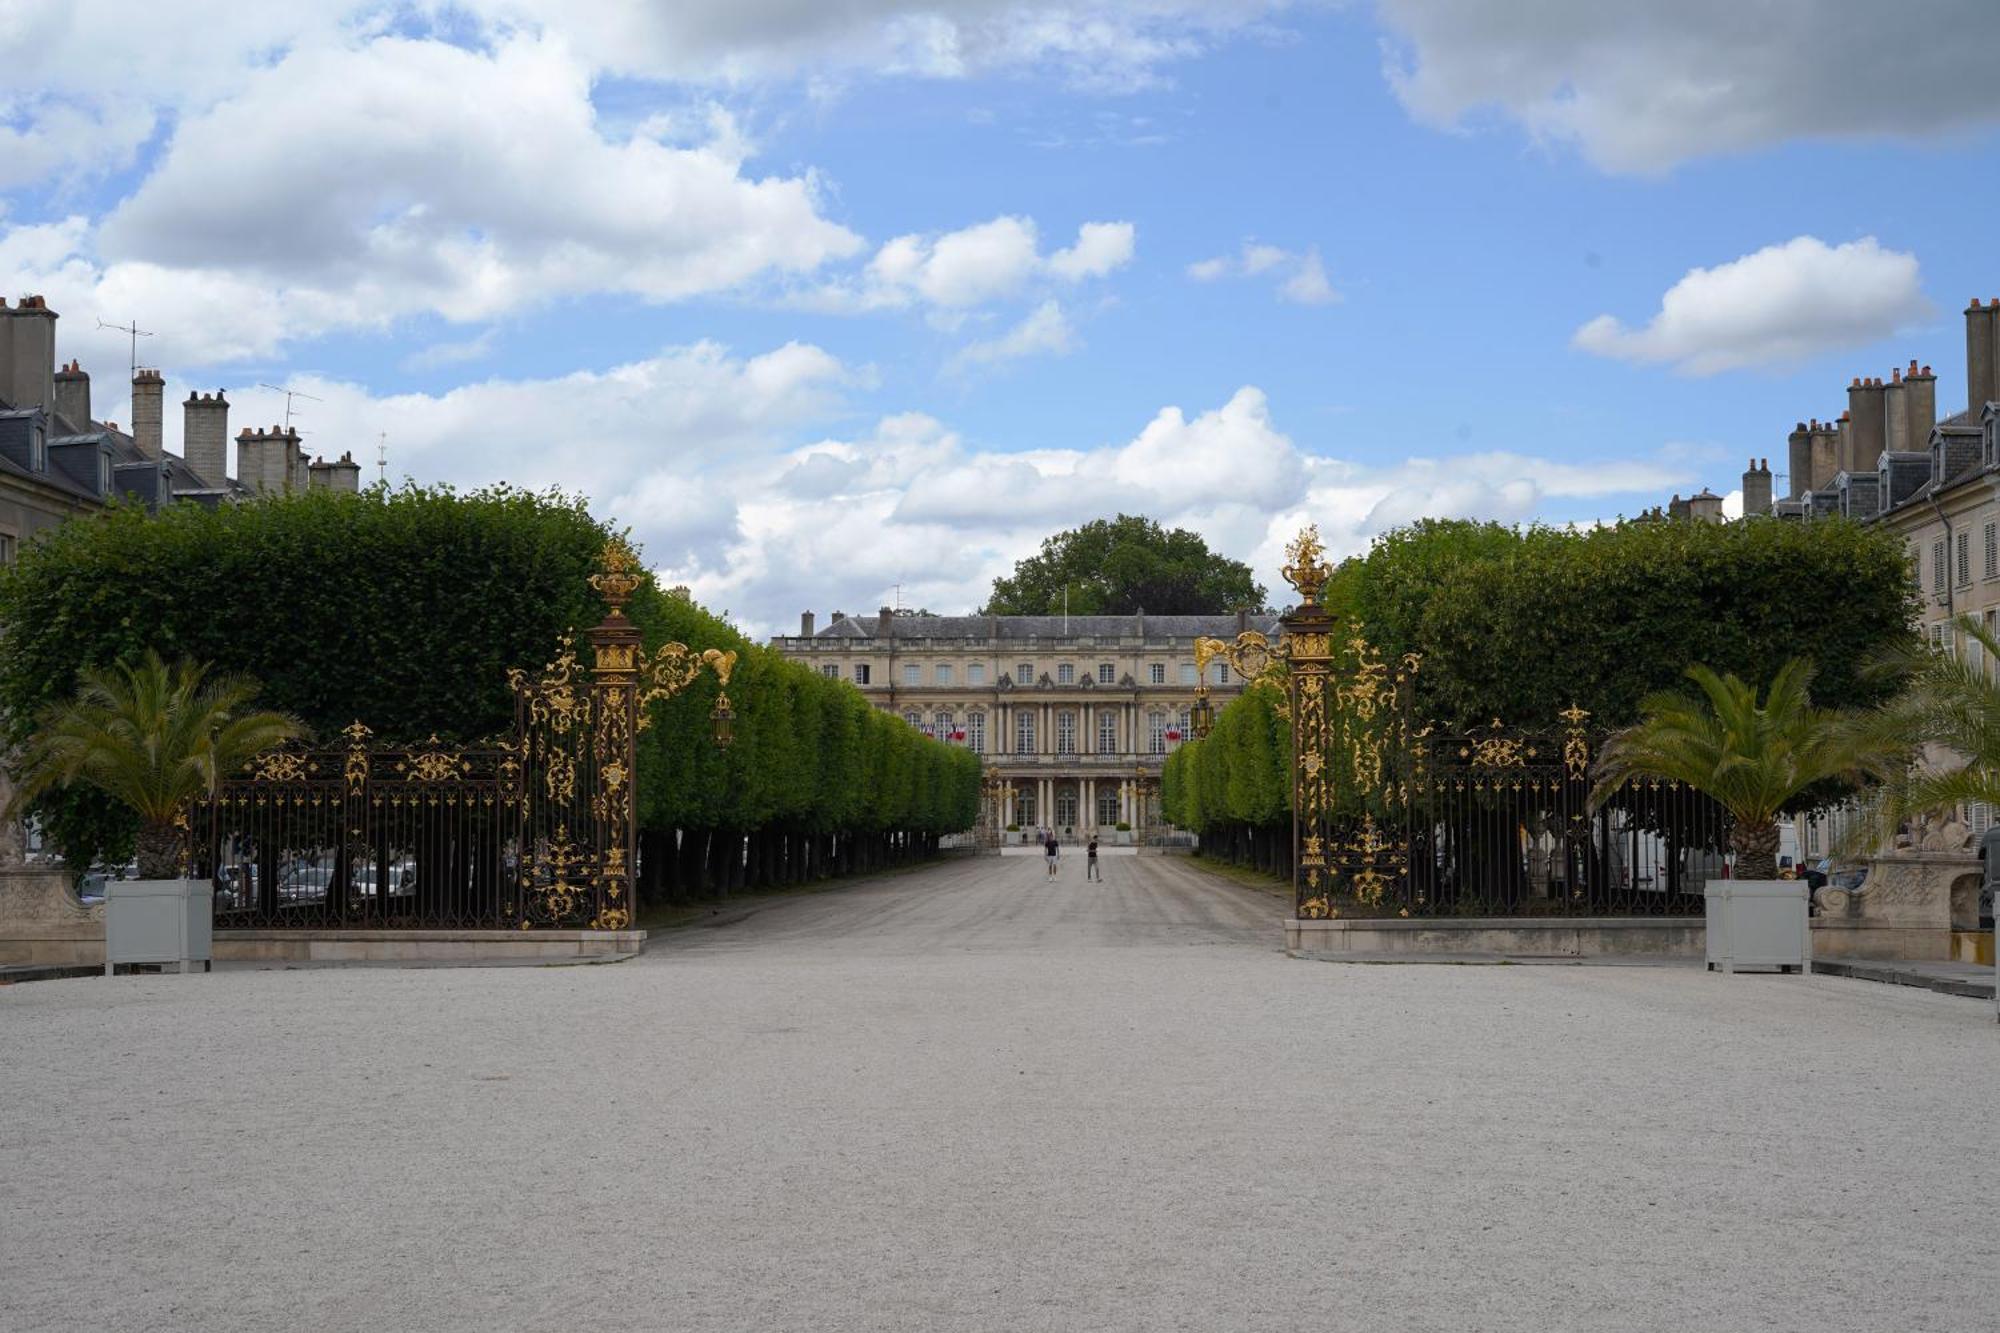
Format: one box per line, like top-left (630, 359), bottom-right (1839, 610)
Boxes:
top-left (184, 544), bottom-right (735, 931)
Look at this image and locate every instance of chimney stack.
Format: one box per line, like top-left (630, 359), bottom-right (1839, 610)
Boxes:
top-left (52, 359), bottom-right (90, 434)
top-left (183, 392), bottom-right (229, 486)
top-left (1742, 457), bottom-right (1773, 517)
top-left (328, 451), bottom-right (361, 493)
top-left (877, 605), bottom-right (893, 638)
top-left (1903, 361), bottom-right (1937, 451)
top-left (1786, 422), bottom-right (1810, 499)
top-left (1882, 367), bottom-right (1907, 464)
top-left (131, 368), bottom-right (164, 459)
top-left (1808, 419), bottom-right (1841, 493)
top-left (1847, 377), bottom-right (1887, 474)
top-left (307, 456), bottom-right (332, 489)
top-left (801, 611), bottom-right (816, 637)
top-left (1967, 298), bottom-right (2000, 414)
top-left (0, 294), bottom-right (58, 422)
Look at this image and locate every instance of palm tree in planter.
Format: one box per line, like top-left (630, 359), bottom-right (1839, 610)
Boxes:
top-left (1590, 660), bottom-right (1901, 972)
top-left (8, 652), bottom-right (302, 974)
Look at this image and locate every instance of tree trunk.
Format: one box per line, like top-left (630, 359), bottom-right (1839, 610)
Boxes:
top-left (1732, 819), bottom-right (1780, 880)
top-left (135, 820), bottom-right (181, 880)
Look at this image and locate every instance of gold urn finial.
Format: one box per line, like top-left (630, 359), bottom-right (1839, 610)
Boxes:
top-left (590, 540), bottom-right (646, 616)
top-left (1281, 524), bottom-right (1331, 606)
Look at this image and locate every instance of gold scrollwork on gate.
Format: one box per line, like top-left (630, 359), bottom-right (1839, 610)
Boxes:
top-left (250, 750), bottom-right (311, 782)
top-left (398, 736), bottom-right (470, 783)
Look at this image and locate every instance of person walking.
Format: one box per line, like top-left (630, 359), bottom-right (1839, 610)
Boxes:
top-left (1085, 834), bottom-right (1100, 881)
top-left (1044, 831), bottom-right (1060, 879)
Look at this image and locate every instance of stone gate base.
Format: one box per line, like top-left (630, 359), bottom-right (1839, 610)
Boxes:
top-left (1287, 916), bottom-right (1704, 960)
top-left (212, 929), bottom-right (646, 964)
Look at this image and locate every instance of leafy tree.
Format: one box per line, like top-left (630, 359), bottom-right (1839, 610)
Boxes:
top-left (1589, 661), bottom-right (1899, 878)
top-left (7, 652), bottom-right (302, 877)
top-left (1336, 516), bottom-right (1918, 729)
top-left (982, 514), bottom-right (1265, 615)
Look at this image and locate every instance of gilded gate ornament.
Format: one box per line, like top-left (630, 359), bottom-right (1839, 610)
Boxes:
top-left (193, 540), bottom-right (732, 934)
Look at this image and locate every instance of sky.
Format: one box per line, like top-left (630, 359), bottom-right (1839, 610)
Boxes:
top-left (3, 0), bottom-right (1998, 636)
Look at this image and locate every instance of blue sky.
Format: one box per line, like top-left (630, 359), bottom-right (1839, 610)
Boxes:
top-left (3, 1), bottom-right (1997, 631)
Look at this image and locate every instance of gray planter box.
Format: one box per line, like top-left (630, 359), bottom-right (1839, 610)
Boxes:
top-left (105, 879), bottom-right (212, 975)
top-left (1705, 879), bottom-right (1808, 974)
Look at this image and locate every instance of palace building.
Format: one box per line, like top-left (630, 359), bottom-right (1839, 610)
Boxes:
top-left (770, 607), bottom-right (1279, 836)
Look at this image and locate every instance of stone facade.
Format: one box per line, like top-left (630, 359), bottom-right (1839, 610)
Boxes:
top-left (770, 608), bottom-right (1279, 836)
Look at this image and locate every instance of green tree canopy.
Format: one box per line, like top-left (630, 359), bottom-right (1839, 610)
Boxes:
top-left (982, 514), bottom-right (1265, 616)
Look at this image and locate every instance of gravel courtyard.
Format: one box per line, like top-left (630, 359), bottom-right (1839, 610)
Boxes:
top-left (2, 853), bottom-right (1993, 1333)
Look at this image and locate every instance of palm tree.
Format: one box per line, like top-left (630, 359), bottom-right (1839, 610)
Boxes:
top-left (7, 652), bottom-right (303, 878)
top-left (1589, 660), bottom-right (1902, 880)
top-left (1838, 613), bottom-right (2000, 853)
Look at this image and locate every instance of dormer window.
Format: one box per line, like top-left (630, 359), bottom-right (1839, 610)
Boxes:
top-left (30, 423), bottom-right (45, 472)
top-left (98, 450), bottom-right (111, 494)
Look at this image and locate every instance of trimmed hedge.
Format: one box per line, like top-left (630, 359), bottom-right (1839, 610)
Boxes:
top-left (0, 485), bottom-right (978, 897)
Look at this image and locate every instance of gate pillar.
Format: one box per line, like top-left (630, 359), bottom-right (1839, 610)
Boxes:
top-left (586, 543), bottom-right (646, 930)
top-left (1278, 527), bottom-right (1337, 918)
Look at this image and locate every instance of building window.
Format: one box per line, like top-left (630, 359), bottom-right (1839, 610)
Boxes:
top-left (1987, 522), bottom-right (1998, 580)
top-left (1018, 662), bottom-right (1034, 684)
top-left (821, 664), bottom-right (839, 680)
top-left (903, 663), bottom-right (920, 685)
top-left (968, 663), bottom-right (986, 685)
top-left (1957, 531), bottom-right (1972, 587)
top-left (935, 710), bottom-right (954, 741)
top-left (936, 663), bottom-right (954, 685)
top-left (1016, 711), bottom-right (1036, 755)
top-left (1212, 662), bottom-right (1230, 685)
top-left (1098, 711), bottom-right (1117, 754)
top-left (1933, 540), bottom-right (1947, 593)
top-left (1056, 711), bottom-right (1077, 755)
top-left (1057, 663), bottom-right (1074, 685)
top-left (854, 664), bottom-right (871, 685)
top-left (1016, 786), bottom-right (1036, 828)
top-left (1097, 788), bottom-right (1120, 826)
top-left (967, 712), bottom-right (986, 753)
top-left (1148, 710), bottom-right (1167, 755)
top-left (903, 709), bottom-right (922, 728)
top-left (1055, 788), bottom-right (1078, 828)
top-left (0, 532), bottom-right (17, 564)
top-left (1097, 663), bottom-right (1114, 683)
top-left (1179, 662), bottom-right (1197, 685)
top-left (1149, 663), bottom-right (1165, 685)
top-left (1178, 708), bottom-right (1192, 737)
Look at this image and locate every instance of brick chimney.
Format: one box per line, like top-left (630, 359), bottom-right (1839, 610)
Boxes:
top-left (876, 605), bottom-right (893, 638)
top-left (1967, 298), bottom-right (1999, 414)
top-left (1847, 376), bottom-right (1887, 474)
top-left (52, 359), bottom-right (90, 434)
top-left (801, 611), bottom-right (815, 637)
top-left (183, 391), bottom-right (229, 486)
top-left (131, 368), bottom-right (164, 458)
top-left (1741, 458), bottom-right (1772, 517)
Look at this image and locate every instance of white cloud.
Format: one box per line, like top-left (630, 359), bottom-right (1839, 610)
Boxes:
top-left (1572, 236), bottom-right (1930, 376)
top-left (1047, 221), bottom-right (1137, 280)
top-left (820, 215), bottom-right (1135, 316)
top-left (457, 1), bottom-right (1289, 92)
top-left (1187, 240), bottom-right (1339, 305)
top-left (1376, 0), bottom-right (2000, 173)
top-left (950, 300), bottom-right (1078, 369)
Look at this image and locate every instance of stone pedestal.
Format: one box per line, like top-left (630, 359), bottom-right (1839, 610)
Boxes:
top-left (1812, 849), bottom-right (1979, 961)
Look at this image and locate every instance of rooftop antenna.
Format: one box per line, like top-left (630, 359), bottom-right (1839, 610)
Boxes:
top-left (258, 384), bottom-right (322, 433)
top-left (96, 318), bottom-right (153, 382)
top-left (377, 432), bottom-right (388, 484)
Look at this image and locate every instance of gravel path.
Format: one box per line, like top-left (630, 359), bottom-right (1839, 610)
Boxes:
top-left (2, 853), bottom-right (1993, 1332)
